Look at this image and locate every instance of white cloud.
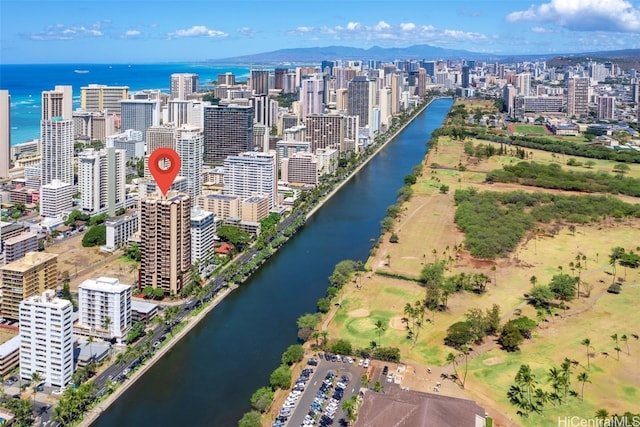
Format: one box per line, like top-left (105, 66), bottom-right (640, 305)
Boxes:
top-left (507, 0), bottom-right (640, 32)
top-left (346, 22), bottom-right (360, 30)
top-left (24, 22), bottom-right (105, 41)
top-left (168, 25), bottom-right (228, 39)
top-left (374, 21), bottom-right (390, 31)
top-left (237, 27), bottom-right (256, 37)
top-left (122, 30), bottom-right (141, 38)
top-left (284, 21), bottom-right (488, 47)
top-left (400, 22), bottom-right (415, 31)
top-left (531, 26), bottom-right (555, 33)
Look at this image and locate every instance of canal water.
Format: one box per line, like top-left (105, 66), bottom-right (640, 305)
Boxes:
top-left (92, 97), bottom-right (453, 427)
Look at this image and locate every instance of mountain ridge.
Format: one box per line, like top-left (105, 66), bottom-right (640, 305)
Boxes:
top-left (208, 44), bottom-right (640, 68)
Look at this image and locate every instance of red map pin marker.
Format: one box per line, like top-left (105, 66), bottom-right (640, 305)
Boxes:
top-left (149, 148), bottom-right (181, 196)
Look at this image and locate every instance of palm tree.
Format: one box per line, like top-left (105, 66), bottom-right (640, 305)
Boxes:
top-left (373, 319), bottom-right (386, 347)
top-left (560, 358), bottom-right (573, 404)
top-left (87, 335), bottom-right (95, 363)
top-left (446, 352), bottom-right (459, 384)
top-left (460, 345), bottom-right (470, 389)
top-left (581, 338), bottom-right (592, 371)
top-left (319, 330), bottom-right (329, 349)
top-left (31, 371), bottom-right (43, 406)
top-left (577, 371), bottom-right (591, 401)
top-left (611, 333), bottom-right (621, 360)
top-left (102, 316), bottom-right (112, 335)
top-left (621, 334), bottom-right (630, 355)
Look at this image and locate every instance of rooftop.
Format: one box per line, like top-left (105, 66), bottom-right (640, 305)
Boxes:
top-left (79, 277), bottom-right (132, 294)
top-left (0, 251), bottom-right (57, 273)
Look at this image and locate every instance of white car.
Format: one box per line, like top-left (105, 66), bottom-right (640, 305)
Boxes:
top-left (363, 358), bottom-right (370, 368)
top-left (358, 359), bottom-right (363, 366)
top-left (52, 389), bottom-right (64, 395)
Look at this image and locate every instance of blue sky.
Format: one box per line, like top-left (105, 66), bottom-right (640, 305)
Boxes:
top-left (1, 0), bottom-right (640, 64)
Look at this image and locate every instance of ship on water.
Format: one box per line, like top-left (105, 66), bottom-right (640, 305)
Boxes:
top-left (74, 69), bottom-right (89, 74)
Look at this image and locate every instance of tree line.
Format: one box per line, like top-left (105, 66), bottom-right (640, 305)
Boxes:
top-left (486, 161), bottom-right (640, 197)
top-left (454, 189), bottom-right (640, 259)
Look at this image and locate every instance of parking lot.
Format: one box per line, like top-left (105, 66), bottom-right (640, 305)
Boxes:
top-left (272, 354), bottom-right (364, 427)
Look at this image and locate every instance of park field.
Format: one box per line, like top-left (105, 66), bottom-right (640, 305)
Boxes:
top-left (324, 99), bottom-right (640, 426)
top-left (513, 124), bottom-right (548, 135)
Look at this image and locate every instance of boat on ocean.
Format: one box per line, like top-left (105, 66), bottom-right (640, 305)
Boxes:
top-left (74, 69), bottom-right (89, 74)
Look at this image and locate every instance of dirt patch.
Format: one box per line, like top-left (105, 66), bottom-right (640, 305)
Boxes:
top-left (389, 316), bottom-right (406, 330)
top-left (348, 308), bottom-right (370, 318)
top-left (482, 357), bottom-right (504, 366)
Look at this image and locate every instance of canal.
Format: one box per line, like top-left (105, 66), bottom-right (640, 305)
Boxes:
top-left (92, 97), bottom-right (453, 427)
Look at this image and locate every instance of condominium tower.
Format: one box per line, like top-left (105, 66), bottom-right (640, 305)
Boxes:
top-left (170, 73), bottom-right (199, 100)
top-left (0, 252), bottom-right (58, 321)
top-left (41, 86), bottom-right (73, 186)
top-left (19, 290), bottom-right (74, 387)
top-left (78, 147), bottom-right (127, 215)
top-left (80, 84), bottom-right (129, 114)
top-left (203, 105), bottom-right (254, 165)
top-left (224, 152), bottom-right (277, 209)
top-left (120, 99), bottom-right (161, 136)
top-left (77, 277), bottom-right (132, 342)
top-left (140, 192), bottom-right (191, 295)
top-left (567, 77), bottom-right (590, 117)
top-left (176, 125), bottom-right (203, 198)
top-left (347, 76), bottom-right (372, 127)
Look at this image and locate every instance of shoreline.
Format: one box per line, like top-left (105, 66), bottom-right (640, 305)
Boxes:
top-left (80, 285), bottom-right (237, 427)
top-left (79, 97), bottom-right (438, 427)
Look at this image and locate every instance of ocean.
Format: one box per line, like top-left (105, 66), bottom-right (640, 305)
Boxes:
top-left (0, 63), bottom-right (251, 146)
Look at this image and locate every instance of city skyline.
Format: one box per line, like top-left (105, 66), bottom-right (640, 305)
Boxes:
top-left (2, 0), bottom-right (640, 64)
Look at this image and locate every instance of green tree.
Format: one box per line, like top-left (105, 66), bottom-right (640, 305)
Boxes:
top-left (126, 242), bottom-right (141, 262)
top-left (444, 321), bottom-right (474, 349)
top-left (297, 313), bottom-right (321, 330)
top-left (612, 333), bottom-right (621, 360)
top-left (6, 398), bottom-right (34, 426)
top-left (249, 387), bottom-right (274, 413)
top-left (548, 274), bottom-right (577, 302)
top-left (81, 225), bottom-right (106, 247)
top-left (331, 339), bottom-right (353, 355)
top-left (238, 410), bottom-right (262, 427)
top-left (281, 344), bottom-right (304, 366)
top-left (269, 365), bottom-right (292, 390)
top-left (581, 338), bottom-right (592, 371)
top-left (528, 285), bottom-right (554, 308)
top-left (373, 319), bottom-right (386, 347)
top-left (31, 371), bottom-right (43, 406)
top-left (499, 322), bottom-right (524, 351)
top-left (163, 305), bottom-right (180, 334)
top-left (577, 371), bottom-right (591, 401)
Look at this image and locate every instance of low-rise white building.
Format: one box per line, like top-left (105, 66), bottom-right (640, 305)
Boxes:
top-left (103, 212), bottom-right (139, 252)
top-left (19, 290), bottom-right (74, 387)
top-left (191, 206), bottom-right (215, 270)
top-left (76, 277), bottom-right (132, 343)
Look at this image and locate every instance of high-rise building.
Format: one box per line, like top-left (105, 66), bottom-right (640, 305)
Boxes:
top-left (140, 192), bottom-right (191, 295)
top-left (597, 95), bottom-right (615, 120)
top-left (170, 73), bottom-right (199, 100)
top-left (515, 73), bottom-right (531, 96)
top-left (250, 70), bottom-right (270, 95)
top-left (80, 84), bottom-right (129, 114)
top-left (144, 124), bottom-right (177, 178)
top-left (567, 77), bottom-right (590, 117)
top-left (77, 277), bottom-right (132, 342)
top-left (120, 99), bottom-right (161, 136)
top-left (106, 129), bottom-right (145, 163)
top-left (190, 206), bottom-right (215, 269)
top-left (304, 114), bottom-right (344, 153)
top-left (19, 290), bottom-right (74, 387)
top-left (0, 252), bottom-right (58, 321)
top-left (4, 231), bottom-right (38, 263)
top-left (42, 85), bottom-right (72, 121)
top-left (217, 72), bottom-right (235, 86)
top-left (176, 125), bottom-right (203, 198)
top-left (283, 152), bottom-right (318, 186)
top-left (461, 66), bottom-right (470, 89)
top-left (301, 75), bottom-right (325, 120)
top-left (41, 117), bottom-right (74, 186)
top-left (40, 179), bottom-right (74, 218)
top-left (224, 152), bottom-right (277, 208)
top-left (78, 147), bottom-right (126, 215)
top-left (274, 68), bottom-right (288, 89)
top-left (347, 76), bottom-right (371, 126)
top-left (203, 105), bottom-right (254, 165)
top-left (0, 90), bottom-right (10, 178)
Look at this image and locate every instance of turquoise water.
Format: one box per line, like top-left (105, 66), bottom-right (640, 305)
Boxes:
top-left (0, 63), bottom-right (250, 145)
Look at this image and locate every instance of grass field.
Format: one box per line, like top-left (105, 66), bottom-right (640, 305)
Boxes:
top-left (513, 124), bottom-right (548, 135)
top-left (326, 99), bottom-right (640, 426)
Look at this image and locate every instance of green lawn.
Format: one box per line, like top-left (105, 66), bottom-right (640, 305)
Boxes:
top-left (513, 124), bottom-right (548, 135)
